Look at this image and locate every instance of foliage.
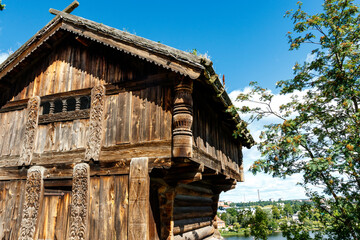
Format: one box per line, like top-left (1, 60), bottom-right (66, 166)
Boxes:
top-left (272, 205), bottom-right (281, 219)
top-left (251, 207), bottom-right (270, 240)
top-left (233, 0), bottom-right (360, 239)
top-left (0, 1), bottom-right (4, 11)
top-left (284, 203), bottom-right (294, 218)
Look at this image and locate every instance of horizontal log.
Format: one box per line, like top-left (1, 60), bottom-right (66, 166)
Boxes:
top-left (173, 217), bottom-right (213, 235)
top-left (174, 225), bottom-right (215, 240)
top-left (0, 157), bottom-right (171, 180)
top-left (100, 140), bottom-right (172, 162)
top-left (38, 109), bottom-right (90, 124)
top-left (173, 206), bottom-right (213, 220)
top-left (174, 194), bottom-right (213, 207)
top-left (0, 99), bottom-right (28, 113)
top-left (175, 183), bottom-right (213, 198)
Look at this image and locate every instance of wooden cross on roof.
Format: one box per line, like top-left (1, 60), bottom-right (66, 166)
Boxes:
top-left (49, 1), bottom-right (79, 15)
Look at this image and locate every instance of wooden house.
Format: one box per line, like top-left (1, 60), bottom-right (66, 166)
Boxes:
top-left (0, 2), bottom-right (254, 240)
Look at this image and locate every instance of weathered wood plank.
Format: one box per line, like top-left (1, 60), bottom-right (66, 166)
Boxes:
top-left (173, 217), bottom-right (213, 235)
top-left (54, 192), bottom-right (71, 240)
top-left (114, 175), bottom-right (128, 240)
top-left (128, 157), bottom-right (149, 240)
top-left (99, 175), bottom-right (115, 239)
top-left (89, 177), bottom-right (100, 239)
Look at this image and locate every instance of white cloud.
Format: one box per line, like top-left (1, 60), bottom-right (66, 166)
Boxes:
top-left (305, 52), bottom-right (316, 63)
top-left (0, 52), bottom-right (10, 64)
top-left (220, 88), bottom-right (309, 202)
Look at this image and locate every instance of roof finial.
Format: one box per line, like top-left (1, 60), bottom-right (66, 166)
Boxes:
top-left (49, 1), bottom-right (79, 15)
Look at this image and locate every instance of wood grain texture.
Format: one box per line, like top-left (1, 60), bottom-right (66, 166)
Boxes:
top-left (19, 96), bottom-right (40, 166)
top-left (85, 85), bottom-right (106, 161)
top-left (129, 157), bottom-right (149, 240)
top-left (69, 163), bottom-right (90, 240)
top-left (18, 166), bottom-right (45, 240)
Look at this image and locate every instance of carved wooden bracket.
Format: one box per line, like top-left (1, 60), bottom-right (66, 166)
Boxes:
top-left (172, 78), bottom-right (193, 158)
top-left (19, 166), bottom-right (45, 240)
top-left (85, 85), bottom-right (105, 161)
top-left (20, 96), bottom-right (40, 166)
top-left (69, 163), bottom-right (90, 240)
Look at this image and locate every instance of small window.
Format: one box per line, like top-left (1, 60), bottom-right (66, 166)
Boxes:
top-left (42, 102), bottom-right (50, 115)
top-left (67, 98), bottom-right (76, 111)
top-left (54, 100), bottom-right (63, 113)
top-left (80, 96), bottom-right (90, 110)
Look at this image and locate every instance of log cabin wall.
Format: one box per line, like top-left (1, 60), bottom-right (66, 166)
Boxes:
top-left (0, 180), bottom-right (26, 240)
top-left (8, 37), bottom-right (167, 102)
top-left (192, 82), bottom-right (243, 180)
top-left (173, 183), bottom-right (217, 240)
top-left (0, 37), bottom-right (173, 164)
top-left (0, 10), bottom-right (254, 239)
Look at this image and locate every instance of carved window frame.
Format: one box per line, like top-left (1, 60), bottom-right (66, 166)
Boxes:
top-left (38, 95), bottom-right (91, 124)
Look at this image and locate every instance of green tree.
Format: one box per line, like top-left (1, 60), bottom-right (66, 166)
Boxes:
top-left (251, 207), bottom-right (270, 240)
top-left (284, 203), bottom-right (294, 218)
top-left (232, 0), bottom-right (360, 239)
top-left (0, 1), bottom-right (4, 10)
top-left (271, 205), bottom-right (281, 219)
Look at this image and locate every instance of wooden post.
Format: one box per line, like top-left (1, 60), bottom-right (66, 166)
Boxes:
top-left (20, 96), bottom-right (40, 166)
top-left (69, 163), bottom-right (90, 240)
top-left (85, 85), bottom-right (105, 161)
top-left (172, 78), bottom-right (193, 158)
top-left (158, 185), bottom-right (175, 240)
top-left (128, 157), bottom-right (149, 240)
top-left (18, 166), bottom-right (45, 240)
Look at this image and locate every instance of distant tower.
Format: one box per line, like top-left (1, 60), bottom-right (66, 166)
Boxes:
top-left (258, 189), bottom-right (260, 201)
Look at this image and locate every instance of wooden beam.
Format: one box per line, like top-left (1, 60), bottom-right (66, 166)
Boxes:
top-left (63, 1), bottom-right (79, 13)
top-left (19, 96), bottom-right (40, 166)
top-left (69, 163), bottom-right (90, 240)
top-left (158, 184), bottom-right (175, 240)
top-left (18, 166), bottom-right (45, 240)
top-left (49, 1), bottom-right (79, 15)
top-left (128, 157), bottom-right (149, 240)
top-left (172, 78), bottom-right (193, 158)
top-left (173, 225), bottom-right (215, 240)
top-left (85, 85), bottom-right (106, 161)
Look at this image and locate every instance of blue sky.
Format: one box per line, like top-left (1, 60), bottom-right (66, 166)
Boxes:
top-left (0, 0), bottom-right (333, 201)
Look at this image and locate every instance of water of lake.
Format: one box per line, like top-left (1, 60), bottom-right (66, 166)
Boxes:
top-left (223, 232), bottom-right (285, 240)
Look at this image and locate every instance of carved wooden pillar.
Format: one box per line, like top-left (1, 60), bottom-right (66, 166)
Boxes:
top-left (85, 85), bottom-right (105, 161)
top-left (128, 157), bottom-right (149, 240)
top-left (18, 166), bottom-right (45, 240)
top-left (69, 163), bottom-right (90, 240)
top-left (20, 96), bottom-right (40, 166)
top-left (172, 78), bottom-right (193, 158)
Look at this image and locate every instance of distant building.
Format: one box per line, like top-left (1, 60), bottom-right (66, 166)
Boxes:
top-left (216, 216), bottom-right (226, 229)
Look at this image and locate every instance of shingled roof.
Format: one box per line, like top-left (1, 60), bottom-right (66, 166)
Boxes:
top-left (0, 9), bottom-right (254, 148)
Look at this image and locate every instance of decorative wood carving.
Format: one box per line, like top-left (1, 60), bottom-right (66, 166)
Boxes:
top-left (128, 157), bottom-right (149, 240)
top-left (173, 78), bottom-right (193, 158)
top-left (20, 96), bottom-right (40, 166)
top-left (85, 85), bottom-right (105, 161)
top-left (69, 163), bottom-right (90, 240)
top-left (18, 166), bottom-right (45, 240)
top-left (38, 109), bottom-right (90, 124)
